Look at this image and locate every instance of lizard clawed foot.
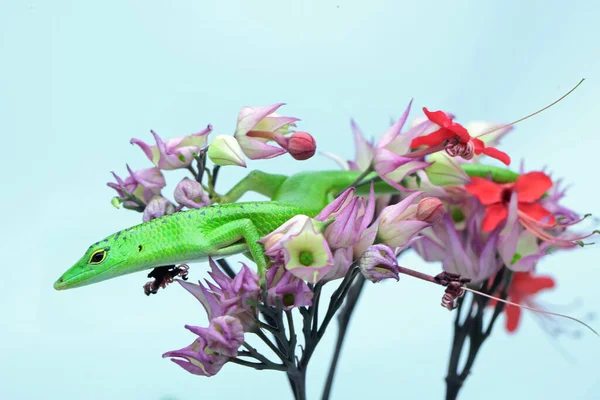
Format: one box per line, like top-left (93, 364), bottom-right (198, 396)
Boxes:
top-left (434, 272), bottom-right (471, 311)
top-left (143, 264), bottom-right (190, 296)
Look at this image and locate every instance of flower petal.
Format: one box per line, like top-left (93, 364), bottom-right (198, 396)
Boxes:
top-left (464, 177), bottom-right (504, 205)
top-left (515, 172), bottom-right (553, 202)
top-left (518, 202), bottom-right (553, 222)
top-left (410, 128), bottom-right (455, 148)
top-left (505, 304), bottom-right (522, 333)
top-left (482, 203), bottom-right (508, 232)
top-left (480, 146), bottom-right (511, 166)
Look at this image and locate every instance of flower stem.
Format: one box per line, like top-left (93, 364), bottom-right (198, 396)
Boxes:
top-left (321, 274), bottom-right (366, 400)
top-left (444, 268), bottom-right (513, 400)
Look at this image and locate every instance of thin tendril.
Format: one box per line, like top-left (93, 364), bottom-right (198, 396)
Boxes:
top-left (462, 286), bottom-right (599, 336)
top-left (477, 78), bottom-right (585, 138)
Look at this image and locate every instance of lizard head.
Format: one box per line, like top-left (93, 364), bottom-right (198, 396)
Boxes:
top-left (54, 230), bottom-right (137, 290)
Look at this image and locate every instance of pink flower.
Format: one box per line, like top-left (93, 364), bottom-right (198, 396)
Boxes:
top-left (131, 125), bottom-right (212, 170)
top-left (174, 178), bottom-right (210, 209)
top-left (107, 165), bottom-right (166, 206)
top-left (185, 316), bottom-right (245, 358)
top-left (359, 244), bottom-right (399, 283)
top-left (162, 335), bottom-right (228, 377)
top-left (234, 103), bottom-right (299, 159)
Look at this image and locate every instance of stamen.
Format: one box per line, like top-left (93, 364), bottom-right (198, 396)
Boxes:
top-left (462, 286), bottom-right (599, 337)
top-left (445, 140), bottom-right (474, 160)
top-left (477, 79), bottom-right (585, 138)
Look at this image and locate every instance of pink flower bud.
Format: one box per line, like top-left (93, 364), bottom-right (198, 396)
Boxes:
top-left (416, 197), bottom-right (444, 224)
top-left (287, 131), bottom-right (316, 160)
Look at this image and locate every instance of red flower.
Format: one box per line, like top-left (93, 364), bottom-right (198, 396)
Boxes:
top-left (410, 108), bottom-right (511, 165)
top-left (490, 272), bottom-right (555, 333)
top-left (465, 171), bottom-right (554, 232)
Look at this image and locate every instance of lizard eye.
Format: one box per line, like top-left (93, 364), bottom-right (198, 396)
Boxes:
top-left (89, 249), bottom-right (107, 264)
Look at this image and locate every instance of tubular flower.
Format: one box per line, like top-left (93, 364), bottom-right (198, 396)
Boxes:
top-left (178, 259), bottom-right (259, 329)
top-left (234, 103), bottom-right (300, 160)
top-left (410, 108), bottom-right (511, 165)
top-left (131, 125), bottom-right (212, 170)
top-left (412, 205), bottom-right (503, 284)
top-left (465, 172), bottom-right (554, 232)
top-left (372, 101), bottom-right (433, 192)
top-left (259, 215), bottom-right (330, 262)
top-left (174, 177), bottom-right (210, 209)
top-left (315, 186), bottom-right (376, 250)
top-left (359, 244), bottom-right (399, 283)
top-left (281, 223), bottom-right (334, 284)
top-left (375, 192), bottom-right (444, 248)
top-left (266, 263), bottom-right (313, 309)
top-left (107, 165), bottom-right (166, 206)
top-left (162, 335), bottom-right (228, 377)
top-left (489, 271), bottom-right (556, 333)
top-left (142, 195), bottom-right (175, 222)
top-left (185, 316), bottom-right (245, 358)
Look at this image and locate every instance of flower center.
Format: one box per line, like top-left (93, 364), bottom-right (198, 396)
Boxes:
top-left (501, 188), bottom-right (513, 203)
top-left (299, 251), bottom-right (314, 266)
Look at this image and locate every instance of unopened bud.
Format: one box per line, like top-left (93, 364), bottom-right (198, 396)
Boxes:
top-left (287, 131), bottom-right (316, 160)
top-left (359, 244), bottom-right (399, 283)
top-left (207, 135), bottom-right (247, 167)
top-left (174, 178), bottom-right (209, 209)
top-left (416, 197), bottom-right (444, 224)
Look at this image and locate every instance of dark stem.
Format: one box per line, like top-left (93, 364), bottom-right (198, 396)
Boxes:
top-left (444, 268), bottom-right (513, 400)
top-left (216, 258), bottom-right (236, 279)
top-left (321, 274), bottom-right (366, 400)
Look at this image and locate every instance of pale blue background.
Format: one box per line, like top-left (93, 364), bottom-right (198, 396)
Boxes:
top-left (2, 1), bottom-right (599, 399)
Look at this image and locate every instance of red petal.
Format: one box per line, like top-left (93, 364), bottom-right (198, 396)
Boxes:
top-left (518, 275), bottom-right (555, 295)
top-left (410, 128), bottom-right (455, 148)
top-left (471, 137), bottom-right (485, 150)
top-left (423, 107), bottom-right (452, 127)
top-left (518, 202), bottom-right (554, 222)
top-left (482, 203), bottom-right (508, 231)
top-left (505, 304), bottom-right (522, 333)
top-left (464, 177), bottom-right (504, 205)
top-left (481, 147), bottom-right (511, 166)
top-left (448, 122), bottom-right (470, 142)
top-left (515, 172), bottom-right (552, 202)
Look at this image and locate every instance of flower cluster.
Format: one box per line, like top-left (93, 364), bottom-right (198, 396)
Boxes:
top-left (163, 260), bottom-right (259, 376)
top-left (104, 98), bottom-right (595, 394)
top-left (108, 103), bottom-right (317, 220)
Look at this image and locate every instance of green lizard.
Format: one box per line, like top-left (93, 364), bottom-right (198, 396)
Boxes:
top-left (54, 165), bottom-right (514, 291)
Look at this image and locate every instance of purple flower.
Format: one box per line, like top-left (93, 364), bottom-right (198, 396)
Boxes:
top-left (372, 101), bottom-right (434, 192)
top-left (185, 316), bottom-right (245, 358)
top-left (413, 204), bottom-right (502, 283)
top-left (174, 177), bottom-right (210, 209)
top-left (178, 259), bottom-right (259, 329)
top-left (375, 192), bottom-right (440, 248)
top-left (266, 263), bottom-right (313, 309)
top-left (142, 195), bottom-right (175, 222)
top-left (130, 125), bottom-right (212, 170)
top-left (359, 244), bottom-right (399, 283)
top-left (234, 103), bottom-right (299, 160)
top-left (316, 186), bottom-right (376, 250)
top-left (162, 335), bottom-right (228, 377)
top-left (107, 165), bottom-right (166, 206)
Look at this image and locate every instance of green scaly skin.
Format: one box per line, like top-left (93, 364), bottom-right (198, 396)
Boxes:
top-left (54, 165), bottom-right (516, 291)
top-left (54, 170), bottom-right (390, 290)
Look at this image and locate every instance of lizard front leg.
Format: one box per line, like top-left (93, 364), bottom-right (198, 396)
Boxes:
top-left (205, 218), bottom-right (270, 286)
